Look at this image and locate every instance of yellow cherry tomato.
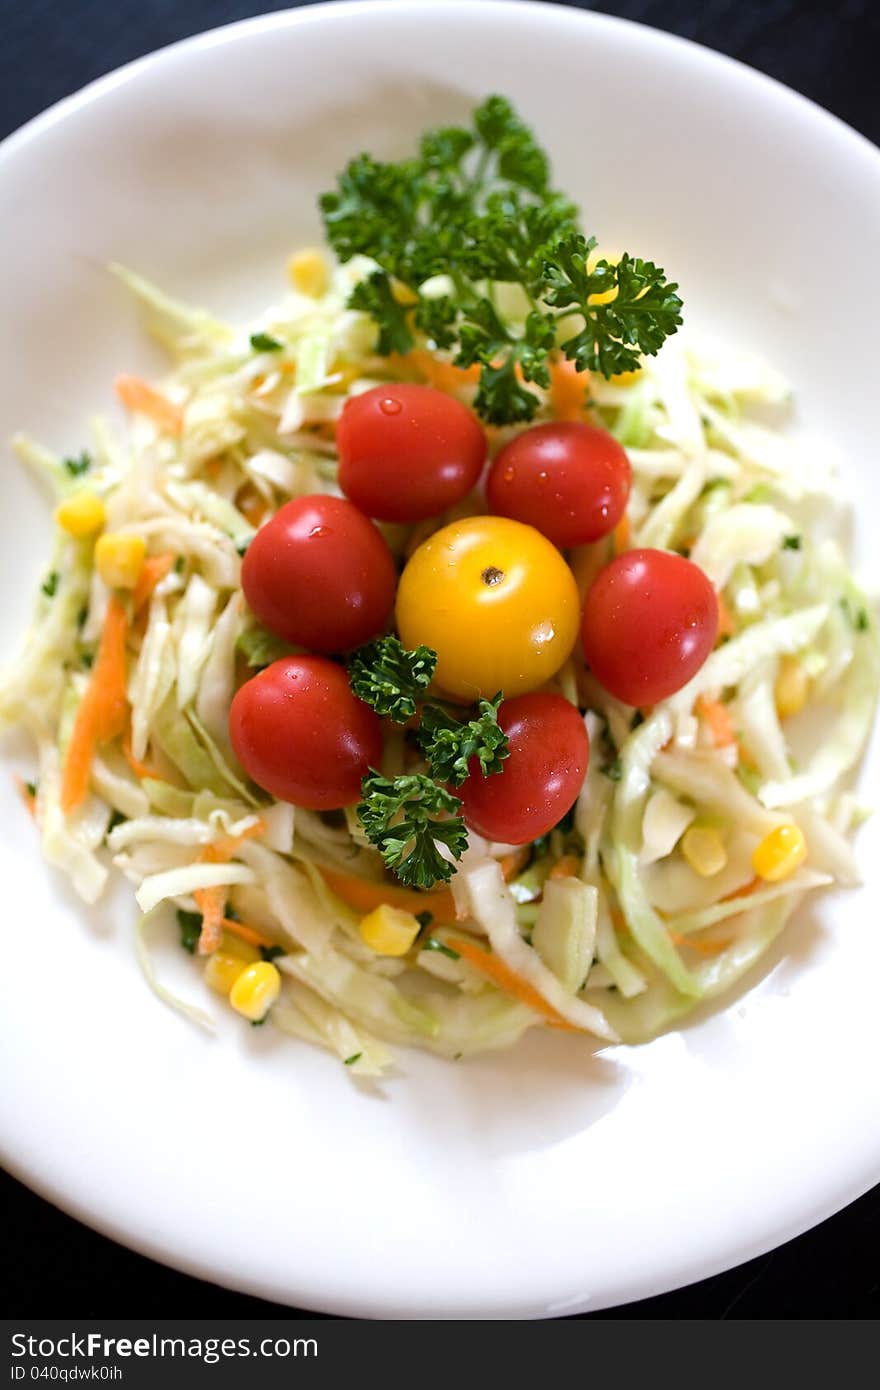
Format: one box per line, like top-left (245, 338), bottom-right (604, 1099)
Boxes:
top-left (395, 516), bottom-right (580, 701)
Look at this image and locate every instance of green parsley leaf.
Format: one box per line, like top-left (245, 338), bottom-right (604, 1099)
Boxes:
top-left (250, 332), bottom-right (284, 352)
top-left (357, 772), bottom-right (467, 889)
top-left (320, 95), bottom-right (682, 425)
top-left (782, 534), bottom-right (803, 550)
top-left (421, 937), bottom-right (461, 961)
top-left (25, 780), bottom-right (38, 799)
top-left (107, 810), bottom-right (127, 834)
top-left (63, 451), bottom-right (92, 477)
top-left (41, 572), bottom-right (59, 598)
top-left (417, 692), bottom-right (509, 786)
top-left (260, 944), bottom-right (284, 962)
top-left (348, 635), bottom-right (437, 722)
top-left (176, 909), bottom-right (202, 955)
top-left (344, 1052), bottom-right (363, 1066)
top-left (415, 911), bottom-right (434, 931)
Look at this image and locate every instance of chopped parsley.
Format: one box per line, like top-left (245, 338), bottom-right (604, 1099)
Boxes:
top-left (782, 534), bottom-right (802, 550)
top-left (41, 572), bottom-right (59, 598)
top-left (344, 1053), bottom-right (363, 1066)
top-left (421, 937), bottom-right (461, 961)
top-left (176, 908), bottom-right (202, 955)
top-left (250, 332), bottom-right (284, 352)
top-left (63, 451), bottom-right (92, 477)
top-left (260, 944), bottom-right (284, 962)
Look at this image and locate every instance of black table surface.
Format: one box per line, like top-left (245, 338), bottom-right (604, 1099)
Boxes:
top-left (1, 0), bottom-right (878, 1321)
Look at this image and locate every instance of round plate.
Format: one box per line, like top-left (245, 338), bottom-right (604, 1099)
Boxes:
top-left (1, 0), bottom-right (878, 1318)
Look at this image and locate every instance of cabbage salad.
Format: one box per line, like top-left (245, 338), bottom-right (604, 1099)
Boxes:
top-left (2, 97), bottom-right (877, 1076)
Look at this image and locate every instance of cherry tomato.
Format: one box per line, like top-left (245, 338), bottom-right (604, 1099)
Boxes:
top-left (459, 694), bottom-right (589, 844)
top-left (229, 655), bottom-right (382, 808)
top-left (336, 383), bottom-right (486, 522)
top-left (487, 422), bottom-right (631, 546)
top-left (395, 516), bottom-right (580, 701)
top-left (241, 495), bottom-right (396, 653)
top-left (581, 549), bottom-right (718, 706)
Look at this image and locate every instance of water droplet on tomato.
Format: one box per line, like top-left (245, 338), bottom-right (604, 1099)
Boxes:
top-left (533, 621), bottom-right (555, 645)
top-left (379, 396), bottom-right (402, 415)
top-left (537, 470), bottom-right (549, 483)
top-left (309, 524), bottom-right (331, 538)
top-left (502, 464), bottom-right (515, 482)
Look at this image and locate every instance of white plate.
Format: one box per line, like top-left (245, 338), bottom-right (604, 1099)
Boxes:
top-left (1, 0), bottom-right (879, 1319)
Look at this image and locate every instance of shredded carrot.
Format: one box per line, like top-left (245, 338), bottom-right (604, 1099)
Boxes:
top-left (236, 483), bottom-right (269, 527)
top-left (445, 936), bottom-right (579, 1031)
top-left (549, 854), bottom-right (581, 880)
top-left (61, 597), bottom-right (129, 814)
top-left (696, 695), bottom-right (736, 748)
top-left (318, 865), bottom-right (457, 923)
top-left (498, 847), bottom-right (531, 880)
top-left (14, 774), bottom-right (37, 820)
top-left (669, 929), bottom-right (731, 957)
top-left (194, 823), bottom-right (266, 954)
top-left (612, 513), bottom-right (631, 555)
top-left (132, 552), bottom-right (174, 615)
top-left (115, 375), bottom-right (183, 435)
top-left (716, 592), bottom-right (735, 640)
top-left (221, 916), bottom-right (275, 950)
top-left (406, 349), bottom-right (481, 394)
top-left (121, 726), bottom-right (161, 782)
top-left (549, 355), bottom-right (589, 420)
top-left (720, 876), bottom-right (762, 903)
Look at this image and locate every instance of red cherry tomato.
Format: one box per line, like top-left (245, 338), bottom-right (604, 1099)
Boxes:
top-left (336, 383), bottom-right (486, 522)
top-left (458, 694), bottom-right (589, 844)
top-left (241, 495), bottom-right (396, 652)
top-left (581, 549), bottom-right (718, 707)
top-left (229, 655), bottom-right (382, 808)
top-left (487, 422), bottom-right (631, 547)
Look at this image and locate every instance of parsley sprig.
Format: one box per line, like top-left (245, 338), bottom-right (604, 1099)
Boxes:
top-left (357, 773), bottom-right (468, 890)
top-left (320, 95), bottom-right (682, 423)
top-left (417, 692), bottom-right (509, 786)
top-left (347, 637), bottom-right (509, 887)
top-left (348, 635), bottom-right (436, 722)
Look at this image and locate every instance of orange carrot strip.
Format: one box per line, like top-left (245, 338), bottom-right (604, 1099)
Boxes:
top-left (498, 847), bottom-right (531, 881)
top-left (235, 483), bottom-right (269, 527)
top-left (669, 930), bottom-right (731, 957)
top-left (221, 917), bottom-right (275, 950)
top-left (121, 726), bottom-right (160, 782)
top-left (696, 695), bottom-right (736, 748)
top-left (132, 552), bottom-right (174, 614)
top-left (549, 854), bottom-right (581, 881)
top-left (716, 592), bottom-right (735, 640)
top-left (115, 375), bottom-right (184, 435)
top-left (194, 824), bottom-right (266, 954)
top-left (612, 513), bottom-right (631, 555)
top-left (549, 355), bottom-right (589, 420)
top-left (720, 876), bottom-right (762, 903)
top-left (445, 936), bottom-right (579, 1031)
top-left (406, 349), bottom-right (481, 394)
top-left (318, 865), bottom-right (457, 923)
top-left (61, 597), bottom-right (129, 814)
top-left (14, 774), bottom-right (37, 820)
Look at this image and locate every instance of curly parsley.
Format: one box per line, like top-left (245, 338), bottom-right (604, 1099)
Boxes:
top-left (348, 636), bottom-right (437, 722)
top-left (417, 692), bottom-right (509, 786)
top-left (320, 94), bottom-right (682, 424)
top-left (357, 772), bottom-right (468, 889)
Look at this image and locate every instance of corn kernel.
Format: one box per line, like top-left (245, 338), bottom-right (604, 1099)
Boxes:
top-left (775, 657), bottom-right (809, 719)
top-left (205, 951), bottom-right (249, 996)
top-left (55, 491), bottom-right (106, 538)
top-left (359, 904), bottom-right (421, 957)
top-left (752, 824), bottom-right (807, 882)
top-left (94, 532), bottom-right (147, 589)
top-left (681, 826), bottom-right (728, 877)
top-left (220, 931), bottom-right (261, 964)
top-left (229, 960), bottom-right (282, 1022)
top-left (288, 248), bottom-right (329, 299)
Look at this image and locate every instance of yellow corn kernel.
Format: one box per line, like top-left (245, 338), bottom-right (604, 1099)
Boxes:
top-left (220, 931), bottom-right (261, 964)
top-left (229, 960), bottom-right (282, 1022)
top-left (94, 532), bottom-right (147, 589)
top-left (752, 824), bottom-right (807, 882)
top-left (55, 491), bottom-right (106, 538)
top-left (681, 826), bottom-right (728, 877)
top-left (205, 951), bottom-right (249, 997)
top-left (610, 368), bottom-right (642, 388)
top-left (775, 657), bottom-right (809, 719)
top-left (359, 904), bottom-right (421, 957)
top-left (288, 248), bottom-right (329, 299)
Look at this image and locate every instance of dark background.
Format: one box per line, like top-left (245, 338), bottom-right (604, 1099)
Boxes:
top-left (1, 0), bottom-right (878, 1321)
